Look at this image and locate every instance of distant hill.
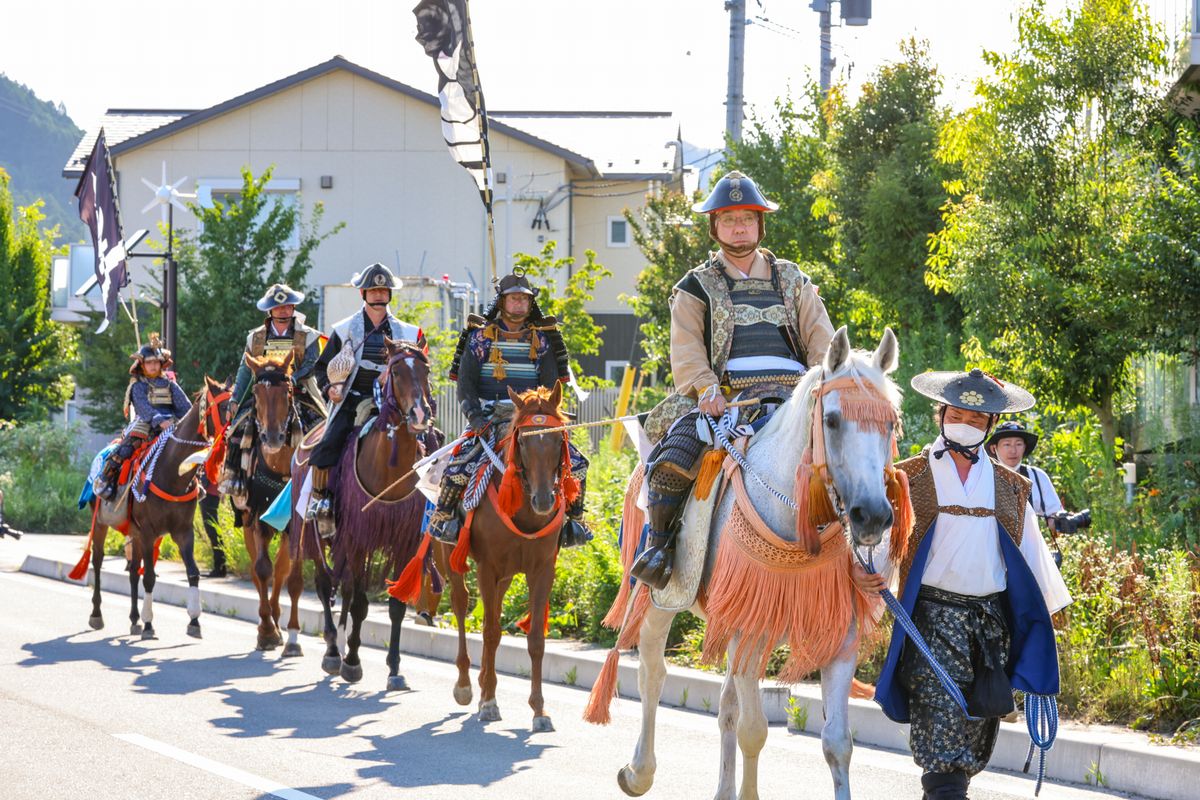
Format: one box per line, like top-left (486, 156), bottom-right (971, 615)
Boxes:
top-left (0, 74), bottom-right (86, 243)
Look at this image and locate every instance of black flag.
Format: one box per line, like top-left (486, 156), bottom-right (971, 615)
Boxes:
top-left (413, 0), bottom-right (493, 213)
top-left (74, 129), bottom-right (128, 333)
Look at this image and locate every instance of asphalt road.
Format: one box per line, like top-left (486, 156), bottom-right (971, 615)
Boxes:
top-left (0, 567), bottom-right (1143, 800)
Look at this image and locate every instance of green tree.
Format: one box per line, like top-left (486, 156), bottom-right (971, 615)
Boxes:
top-left (511, 242), bottom-right (613, 389)
top-left (928, 0), bottom-right (1166, 450)
top-left (1134, 119), bottom-right (1200, 364)
top-left (818, 39), bottom-right (963, 443)
top-left (174, 166), bottom-right (344, 389)
top-left (623, 190), bottom-right (710, 373)
top-left (0, 169), bottom-right (77, 420)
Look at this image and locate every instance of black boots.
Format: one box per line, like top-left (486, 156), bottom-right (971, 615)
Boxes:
top-left (921, 771), bottom-right (969, 800)
top-left (559, 476), bottom-right (592, 549)
top-left (629, 484), bottom-right (687, 590)
top-left (306, 467), bottom-right (335, 540)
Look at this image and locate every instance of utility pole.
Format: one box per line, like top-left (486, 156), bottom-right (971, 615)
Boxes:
top-left (812, 0), bottom-right (836, 96)
top-left (725, 0), bottom-right (746, 144)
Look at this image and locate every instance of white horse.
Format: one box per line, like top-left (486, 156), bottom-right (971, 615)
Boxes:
top-left (598, 326), bottom-right (907, 800)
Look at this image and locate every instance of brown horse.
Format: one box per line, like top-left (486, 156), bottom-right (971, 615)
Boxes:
top-left (236, 352), bottom-right (308, 654)
top-left (290, 339), bottom-right (432, 689)
top-left (437, 383), bottom-right (576, 732)
top-left (83, 377), bottom-right (234, 640)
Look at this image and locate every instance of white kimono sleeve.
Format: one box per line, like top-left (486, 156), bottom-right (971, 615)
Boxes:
top-left (1018, 503), bottom-right (1072, 614)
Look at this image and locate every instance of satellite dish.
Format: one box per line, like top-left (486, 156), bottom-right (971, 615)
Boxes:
top-left (140, 161), bottom-right (197, 224)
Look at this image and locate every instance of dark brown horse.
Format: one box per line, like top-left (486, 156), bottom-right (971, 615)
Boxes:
top-left (236, 352), bottom-right (307, 654)
top-left (84, 377), bottom-right (234, 639)
top-left (290, 339), bottom-right (431, 689)
top-left (437, 383), bottom-right (575, 731)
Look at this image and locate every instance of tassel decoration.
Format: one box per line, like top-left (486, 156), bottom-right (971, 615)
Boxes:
top-left (449, 510), bottom-right (474, 573)
top-left (583, 647), bottom-right (622, 725)
top-left (693, 449), bottom-right (726, 501)
top-left (387, 532), bottom-right (432, 603)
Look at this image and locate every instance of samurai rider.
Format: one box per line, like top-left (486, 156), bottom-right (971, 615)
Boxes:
top-left (219, 283), bottom-right (326, 502)
top-left (630, 171), bottom-right (835, 589)
top-left (304, 263), bottom-right (428, 534)
top-left (95, 334), bottom-right (192, 501)
top-left (426, 269), bottom-right (591, 549)
top-left (871, 369), bottom-right (1071, 800)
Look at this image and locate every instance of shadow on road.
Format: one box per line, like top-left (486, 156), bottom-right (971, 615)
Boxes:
top-left (351, 711), bottom-right (556, 789)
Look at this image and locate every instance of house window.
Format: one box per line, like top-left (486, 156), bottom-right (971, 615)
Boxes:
top-left (197, 178), bottom-right (301, 250)
top-left (52, 256), bottom-right (70, 307)
top-left (605, 360), bottom-right (630, 383)
top-left (607, 216), bottom-right (630, 248)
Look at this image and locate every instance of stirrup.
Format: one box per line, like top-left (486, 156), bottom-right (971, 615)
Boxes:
top-left (559, 518), bottom-right (593, 549)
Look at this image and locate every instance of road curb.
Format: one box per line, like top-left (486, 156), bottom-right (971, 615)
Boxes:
top-left (21, 547), bottom-right (1198, 799)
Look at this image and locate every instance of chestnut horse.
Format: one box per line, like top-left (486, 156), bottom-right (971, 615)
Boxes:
top-left (399, 383), bottom-right (576, 731)
top-left (83, 377), bottom-right (234, 640)
top-left (236, 352), bottom-right (308, 654)
top-left (290, 339), bottom-right (432, 689)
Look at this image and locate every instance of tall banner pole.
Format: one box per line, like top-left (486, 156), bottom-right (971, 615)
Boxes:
top-left (462, 0), bottom-right (496, 284)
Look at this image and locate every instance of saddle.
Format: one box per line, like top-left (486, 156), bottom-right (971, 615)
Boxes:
top-left (94, 438), bottom-right (154, 529)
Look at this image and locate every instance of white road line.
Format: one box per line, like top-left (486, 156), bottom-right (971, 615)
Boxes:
top-left (113, 733), bottom-right (322, 800)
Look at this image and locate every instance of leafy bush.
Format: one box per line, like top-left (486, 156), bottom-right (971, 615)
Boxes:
top-left (0, 420), bottom-right (89, 532)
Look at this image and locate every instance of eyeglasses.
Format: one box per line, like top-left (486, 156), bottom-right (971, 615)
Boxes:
top-left (715, 212), bottom-right (758, 229)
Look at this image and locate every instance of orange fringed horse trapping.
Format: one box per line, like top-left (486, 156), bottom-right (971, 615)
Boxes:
top-left (701, 467), bottom-right (879, 682)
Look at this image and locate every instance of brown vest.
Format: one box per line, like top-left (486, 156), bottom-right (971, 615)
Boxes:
top-left (895, 447), bottom-right (1031, 594)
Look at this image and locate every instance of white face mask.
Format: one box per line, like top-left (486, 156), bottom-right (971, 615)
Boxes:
top-left (943, 422), bottom-right (988, 448)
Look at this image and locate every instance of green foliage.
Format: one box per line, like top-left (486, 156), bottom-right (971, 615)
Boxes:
top-left (392, 299), bottom-right (457, 394)
top-left (0, 169), bottom-right (78, 420)
top-left (786, 696), bottom-right (810, 732)
top-left (174, 166), bottom-right (344, 390)
top-left (0, 74), bottom-right (86, 243)
top-left (512, 242), bottom-right (613, 388)
top-left (624, 190), bottom-right (710, 373)
top-left (928, 0), bottom-right (1167, 449)
top-left (73, 281), bottom-right (162, 432)
top-left (0, 420), bottom-right (88, 532)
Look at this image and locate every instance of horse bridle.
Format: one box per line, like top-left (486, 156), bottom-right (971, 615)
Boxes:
top-left (380, 344), bottom-right (431, 436)
top-left (252, 366), bottom-right (298, 433)
top-left (198, 383), bottom-right (234, 442)
top-left (508, 412), bottom-right (571, 502)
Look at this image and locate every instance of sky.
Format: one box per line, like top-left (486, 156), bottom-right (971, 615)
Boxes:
top-left (4, 0), bottom-right (1192, 153)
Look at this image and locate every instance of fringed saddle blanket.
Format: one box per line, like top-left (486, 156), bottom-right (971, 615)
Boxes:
top-left (700, 465), bottom-right (881, 683)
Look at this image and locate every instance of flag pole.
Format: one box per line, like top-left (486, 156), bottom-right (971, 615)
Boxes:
top-left (463, 0), bottom-right (498, 284)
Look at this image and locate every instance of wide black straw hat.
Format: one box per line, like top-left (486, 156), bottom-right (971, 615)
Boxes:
top-left (911, 368), bottom-right (1035, 414)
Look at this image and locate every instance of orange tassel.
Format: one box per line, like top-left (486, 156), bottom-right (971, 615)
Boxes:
top-left (693, 449), bottom-right (726, 501)
top-left (516, 602), bottom-right (551, 635)
top-left (561, 440), bottom-right (580, 505)
top-left (602, 466), bottom-right (645, 630)
top-left (387, 532), bottom-right (432, 603)
top-left (793, 452), bottom-right (825, 556)
top-left (583, 648), bottom-right (622, 725)
top-left (449, 510), bottom-right (474, 573)
top-left (497, 468), bottom-right (522, 515)
top-left (69, 502), bottom-right (101, 581)
top-left (887, 467), bottom-right (914, 560)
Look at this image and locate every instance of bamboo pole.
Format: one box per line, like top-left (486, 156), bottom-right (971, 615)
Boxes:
top-left (521, 398), bottom-right (761, 439)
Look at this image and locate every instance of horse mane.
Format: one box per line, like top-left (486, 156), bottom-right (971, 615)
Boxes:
top-left (513, 386), bottom-right (564, 420)
top-left (756, 351), bottom-right (902, 445)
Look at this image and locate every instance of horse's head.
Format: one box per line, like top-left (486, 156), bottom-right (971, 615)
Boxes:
top-left (810, 326), bottom-right (903, 549)
top-left (199, 375), bottom-right (235, 442)
top-left (502, 383), bottom-right (574, 517)
top-left (246, 352), bottom-right (294, 454)
top-left (382, 338), bottom-right (432, 434)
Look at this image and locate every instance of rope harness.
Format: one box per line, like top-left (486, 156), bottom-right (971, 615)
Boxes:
top-left (132, 385), bottom-right (232, 504)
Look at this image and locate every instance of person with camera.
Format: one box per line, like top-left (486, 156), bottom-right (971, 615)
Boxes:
top-left (986, 421), bottom-right (1091, 544)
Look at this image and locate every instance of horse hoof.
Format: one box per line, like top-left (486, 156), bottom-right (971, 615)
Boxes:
top-left (453, 685), bottom-right (473, 706)
top-left (387, 675), bottom-right (409, 692)
top-left (478, 700), bottom-right (501, 722)
top-left (88, 615), bottom-right (104, 630)
top-left (617, 766), bottom-right (650, 797)
top-left (531, 715), bottom-right (554, 733)
top-left (281, 642), bottom-right (303, 658)
top-left (257, 637), bottom-right (278, 651)
top-left (340, 662), bottom-right (363, 683)
top-left (417, 611), bottom-right (434, 627)
top-left (321, 655), bottom-right (342, 675)
top-left (129, 623), bottom-right (143, 636)
top-left (187, 621), bottom-right (202, 639)
top-left (268, 631), bottom-right (284, 648)
top-left (140, 626), bottom-right (157, 641)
